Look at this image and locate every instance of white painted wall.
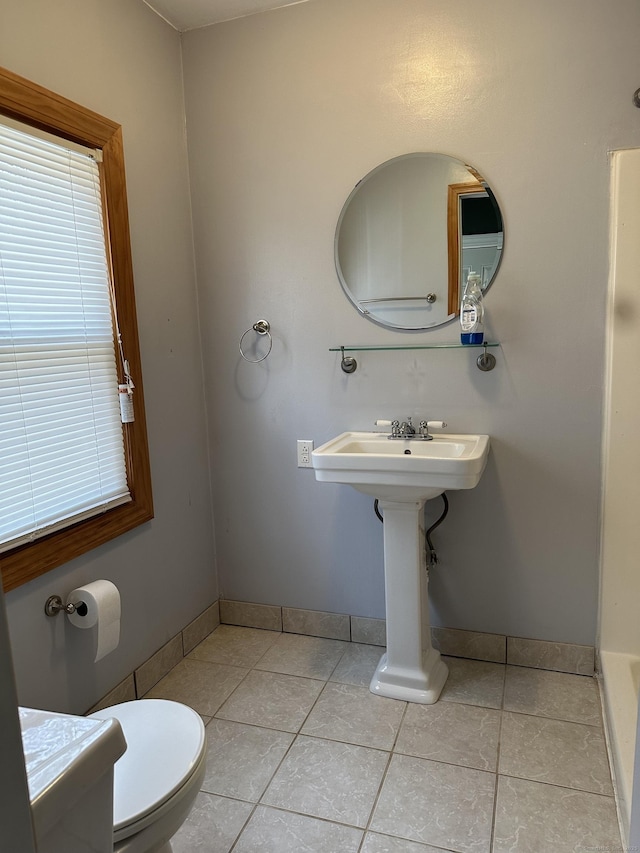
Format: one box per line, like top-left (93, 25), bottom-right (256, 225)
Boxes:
top-left (600, 148), bottom-right (640, 660)
top-left (0, 0), bottom-right (216, 713)
top-left (600, 147), bottom-right (640, 843)
top-left (182, 0), bottom-right (640, 645)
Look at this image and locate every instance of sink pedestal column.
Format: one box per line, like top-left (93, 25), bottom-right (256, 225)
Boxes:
top-left (370, 498), bottom-right (448, 704)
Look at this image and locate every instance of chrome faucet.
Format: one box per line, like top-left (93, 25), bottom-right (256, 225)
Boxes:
top-left (375, 418), bottom-right (447, 441)
top-left (399, 417), bottom-right (416, 437)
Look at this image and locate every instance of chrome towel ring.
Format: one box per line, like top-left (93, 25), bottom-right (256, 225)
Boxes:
top-left (239, 319), bottom-right (272, 363)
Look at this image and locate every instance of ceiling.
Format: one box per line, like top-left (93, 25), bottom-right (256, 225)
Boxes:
top-left (142, 0), bottom-right (310, 31)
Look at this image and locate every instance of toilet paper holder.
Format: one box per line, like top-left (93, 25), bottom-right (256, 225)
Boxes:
top-left (44, 595), bottom-right (88, 618)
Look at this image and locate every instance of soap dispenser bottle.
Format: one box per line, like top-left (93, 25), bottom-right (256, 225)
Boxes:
top-left (460, 270), bottom-right (484, 345)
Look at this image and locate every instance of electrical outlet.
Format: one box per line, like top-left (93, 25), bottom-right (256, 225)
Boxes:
top-left (297, 439), bottom-right (314, 468)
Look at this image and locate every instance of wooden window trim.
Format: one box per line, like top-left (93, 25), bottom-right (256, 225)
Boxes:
top-left (0, 66), bottom-right (153, 592)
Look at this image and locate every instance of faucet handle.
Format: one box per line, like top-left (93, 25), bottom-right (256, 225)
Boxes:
top-left (391, 419), bottom-right (401, 437)
top-left (375, 419), bottom-right (401, 437)
top-left (418, 420), bottom-right (447, 440)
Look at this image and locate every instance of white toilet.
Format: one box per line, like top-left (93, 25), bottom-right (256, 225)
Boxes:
top-left (89, 699), bottom-right (206, 853)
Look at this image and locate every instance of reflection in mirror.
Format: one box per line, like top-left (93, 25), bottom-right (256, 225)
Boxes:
top-left (335, 153), bottom-right (504, 331)
top-left (447, 182), bottom-right (503, 317)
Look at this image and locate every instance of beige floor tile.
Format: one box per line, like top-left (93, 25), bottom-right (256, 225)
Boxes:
top-left (261, 735), bottom-right (389, 828)
top-left (170, 791), bottom-right (253, 853)
top-left (233, 806), bottom-right (363, 852)
top-left (371, 754), bottom-right (495, 852)
top-left (215, 669), bottom-right (323, 732)
top-left (498, 711), bottom-right (613, 795)
top-left (330, 643), bottom-right (385, 687)
top-left (134, 625), bottom-right (617, 853)
top-left (255, 632), bottom-right (348, 679)
top-left (396, 701), bottom-right (500, 772)
top-left (301, 682), bottom-right (405, 750)
top-left (144, 658), bottom-right (247, 716)
top-left (503, 666), bottom-right (602, 725)
top-left (201, 718), bottom-right (294, 801)
top-left (439, 656), bottom-right (505, 709)
top-left (493, 776), bottom-right (620, 853)
top-left (189, 624), bottom-right (281, 668)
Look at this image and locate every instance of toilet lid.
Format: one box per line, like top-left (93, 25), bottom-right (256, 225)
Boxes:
top-left (89, 699), bottom-right (205, 832)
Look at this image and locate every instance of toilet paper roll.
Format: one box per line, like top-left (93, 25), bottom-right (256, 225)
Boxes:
top-left (67, 580), bottom-right (121, 662)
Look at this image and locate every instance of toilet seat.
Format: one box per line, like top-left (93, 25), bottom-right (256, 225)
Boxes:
top-left (89, 699), bottom-right (206, 843)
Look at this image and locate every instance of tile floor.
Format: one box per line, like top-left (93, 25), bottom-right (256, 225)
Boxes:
top-left (142, 625), bottom-right (622, 853)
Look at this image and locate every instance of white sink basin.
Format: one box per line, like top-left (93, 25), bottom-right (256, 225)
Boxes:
top-left (312, 431), bottom-right (490, 501)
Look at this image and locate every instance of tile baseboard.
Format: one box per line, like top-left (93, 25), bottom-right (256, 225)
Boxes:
top-left (283, 606), bottom-right (350, 641)
top-left (87, 600), bottom-right (220, 714)
top-left (220, 599), bottom-right (595, 676)
top-left (88, 598), bottom-right (595, 714)
top-left (432, 626), bottom-right (506, 664)
top-left (507, 635), bottom-right (594, 676)
top-left (134, 633), bottom-right (183, 697)
top-left (351, 615), bottom-right (386, 647)
top-left (219, 599), bottom-right (282, 632)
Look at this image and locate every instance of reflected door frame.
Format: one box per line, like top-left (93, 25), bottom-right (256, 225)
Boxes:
top-left (447, 181), bottom-right (485, 315)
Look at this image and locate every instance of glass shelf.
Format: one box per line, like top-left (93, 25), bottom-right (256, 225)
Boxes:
top-left (330, 342), bottom-right (499, 372)
top-left (329, 342), bottom-right (499, 352)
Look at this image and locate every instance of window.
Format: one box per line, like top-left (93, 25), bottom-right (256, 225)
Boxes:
top-left (0, 66), bottom-right (153, 591)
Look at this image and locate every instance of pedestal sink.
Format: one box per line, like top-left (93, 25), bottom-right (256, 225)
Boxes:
top-left (312, 430), bottom-right (490, 703)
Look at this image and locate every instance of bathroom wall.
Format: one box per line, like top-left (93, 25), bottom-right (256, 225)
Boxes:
top-left (0, 0), bottom-right (216, 713)
top-left (599, 147), bottom-right (640, 840)
top-left (600, 148), bottom-right (640, 662)
top-left (182, 0), bottom-right (640, 646)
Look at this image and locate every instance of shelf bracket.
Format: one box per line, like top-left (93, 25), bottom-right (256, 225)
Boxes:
top-left (476, 342), bottom-right (496, 371)
top-left (340, 346), bottom-right (357, 374)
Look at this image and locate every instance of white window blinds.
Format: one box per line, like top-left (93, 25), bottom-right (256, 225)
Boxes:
top-left (0, 121), bottom-right (130, 553)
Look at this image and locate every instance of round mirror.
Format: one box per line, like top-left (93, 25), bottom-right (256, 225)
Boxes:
top-left (335, 153), bottom-right (504, 331)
